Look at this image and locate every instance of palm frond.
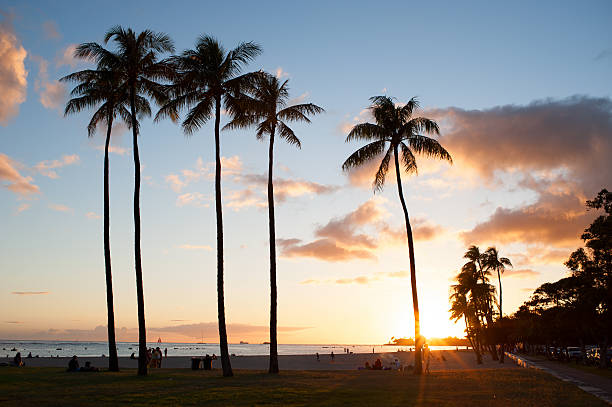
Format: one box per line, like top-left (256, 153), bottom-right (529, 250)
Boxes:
top-left (406, 134), bottom-right (452, 163)
top-left (400, 142), bottom-right (418, 174)
top-left (342, 140), bottom-right (387, 172)
top-left (277, 121), bottom-right (301, 148)
top-left (373, 147), bottom-right (392, 192)
top-left (345, 123), bottom-right (387, 142)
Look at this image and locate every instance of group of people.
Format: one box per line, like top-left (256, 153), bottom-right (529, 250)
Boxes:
top-left (148, 347), bottom-right (166, 368)
top-left (67, 355), bottom-right (98, 372)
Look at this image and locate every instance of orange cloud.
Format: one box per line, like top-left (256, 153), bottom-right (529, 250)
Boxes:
top-left (0, 15), bottom-right (27, 125)
top-left (31, 54), bottom-right (66, 111)
top-left (34, 154), bottom-right (79, 178)
top-left (503, 269), bottom-right (539, 278)
top-left (279, 200), bottom-right (443, 262)
top-left (0, 153), bottom-right (39, 197)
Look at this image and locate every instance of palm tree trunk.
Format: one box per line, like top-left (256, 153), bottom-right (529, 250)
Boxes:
top-left (104, 115), bottom-right (119, 372)
top-left (215, 97), bottom-right (233, 377)
top-left (497, 269), bottom-right (502, 318)
top-left (130, 90), bottom-right (147, 376)
top-left (268, 127), bottom-right (279, 374)
top-left (393, 146), bottom-right (422, 375)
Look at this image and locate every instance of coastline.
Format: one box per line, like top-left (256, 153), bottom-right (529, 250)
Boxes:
top-left (1, 350), bottom-right (514, 371)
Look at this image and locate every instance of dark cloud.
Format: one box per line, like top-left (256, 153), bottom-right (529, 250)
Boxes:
top-left (430, 96), bottom-right (612, 249)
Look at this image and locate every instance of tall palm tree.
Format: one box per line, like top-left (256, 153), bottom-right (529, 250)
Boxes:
top-left (342, 96), bottom-right (452, 374)
top-left (77, 26), bottom-right (174, 376)
top-left (224, 73), bottom-right (323, 373)
top-left (156, 35), bottom-right (261, 377)
top-left (483, 247), bottom-right (512, 318)
top-left (61, 65), bottom-right (133, 372)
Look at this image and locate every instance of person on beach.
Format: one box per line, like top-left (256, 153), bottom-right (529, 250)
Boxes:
top-left (67, 355), bottom-right (79, 372)
top-left (81, 361), bottom-right (99, 372)
top-left (164, 348), bottom-right (168, 358)
top-left (12, 352), bottom-right (24, 367)
top-left (316, 352), bottom-right (320, 361)
top-left (373, 358), bottom-right (382, 370)
top-left (330, 351), bottom-right (335, 361)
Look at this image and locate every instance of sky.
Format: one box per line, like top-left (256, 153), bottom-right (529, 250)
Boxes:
top-left (1, 0), bottom-right (611, 344)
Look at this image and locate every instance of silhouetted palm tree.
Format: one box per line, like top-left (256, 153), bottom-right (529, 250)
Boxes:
top-left (157, 35), bottom-right (261, 377)
top-left (77, 26), bottom-right (174, 376)
top-left (225, 73), bottom-right (323, 373)
top-left (483, 247), bottom-right (512, 318)
top-left (342, 96), bottom-right (452, 374)
top-left (61, 65), bottom-right (133, 372)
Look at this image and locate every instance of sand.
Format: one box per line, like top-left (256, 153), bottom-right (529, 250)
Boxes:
top-left (1, 350), bottom-right (516, 371)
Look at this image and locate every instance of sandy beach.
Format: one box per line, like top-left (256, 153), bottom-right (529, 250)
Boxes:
top-left (2, 350), bottom-right (516, 371)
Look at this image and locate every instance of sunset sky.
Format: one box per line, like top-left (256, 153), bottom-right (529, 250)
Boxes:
top-left (1, 0), bottom-right (611, 344)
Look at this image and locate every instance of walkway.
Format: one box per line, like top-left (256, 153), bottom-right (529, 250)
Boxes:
top-left (507, 353), bottom-right (612, 405)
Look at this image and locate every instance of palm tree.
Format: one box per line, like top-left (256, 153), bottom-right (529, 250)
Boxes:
top-left (462, 245), bottom-right (499, 360)
top-left (156, 35), bottom-right (261, 377)
top-left (483, 247), bottom-right (512, 318)
top-left (77, 26), bottom-right (174, 376)
top-left (224, 73), bottom-right (323, 373)
top-left (342, 96), bottom-right (452, 374)
top-left (61, 65), bottom-right (133, 372)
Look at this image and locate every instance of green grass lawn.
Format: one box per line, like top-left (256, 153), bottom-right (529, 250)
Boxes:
top-left (0, 367), bottom-right (607, 406)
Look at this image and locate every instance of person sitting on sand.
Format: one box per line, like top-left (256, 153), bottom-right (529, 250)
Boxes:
top-left (81, 361), bottom-right (98, 372)
top-left (13, 352), bottom-right (24, 367)
top-left (67, 355), bottom-right (79, 372)
top-left (364, 361), bottom-right (371, 370)
top-left (373, 358), bottom-right (383, 370)
top-left (27, 352), bottom-right (32, 358)
top-left (130, 352), bottom-right (136, 360)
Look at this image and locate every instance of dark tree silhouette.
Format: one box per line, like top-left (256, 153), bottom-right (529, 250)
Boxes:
top-left (157, 35), bottom-right (261, 377)
top-left (225, 73), bottom-right (323, 373)
top-left (342, 96), bottom-right (452, 374)
top-left (77, 26), bottom-right (174, 375)
top-left (61, 65), bottom-right (134, 372)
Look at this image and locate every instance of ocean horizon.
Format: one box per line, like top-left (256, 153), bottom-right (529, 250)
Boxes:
top-left (1, 340), bottom-right (465, 358)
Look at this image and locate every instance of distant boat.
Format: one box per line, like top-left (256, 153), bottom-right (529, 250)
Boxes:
top-left (157, 337), bottom-right (162, 343)
top-left (239, 341), bottom-right (249, 344)
top-left (262, 342), bottom-right (270, 345)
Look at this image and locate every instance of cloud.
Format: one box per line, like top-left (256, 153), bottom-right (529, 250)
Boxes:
top-left (178, 244), bottom-right (213, 251)
top-left (56, 44), bottom-right (78, 68)
top-left (238, 173), bottom-right (339, 205)
top-left (503, 268), bottom-right (540, 278)
top-left (11, 291), bottom-right (49, 295)
top-left (34, 154), bottom-right (80, 178)
top-left (85, 212), bottom-right (100, 219)
top-left (31, 54), bottom-right (66, 111)
top-left (165, 156), bottom-right (241, 192)
top-left (338, 108), bottom-right (373, 138)
top-left (0, 153), bottom-right (39, 197)
top-left (49, 204), bottom-right (71, 212)
top-left (0, 14), bottom-right (28, 125)
top-left (95, 144), bottom-right (129, 156)
top-left (168, 156), bottom-right (338, 210)
top-left (42, 21), bottom-right (60, 40)
top-left (275, 67), bottom-right (289, 79)
top-left (176, 192), bottom-right (210, 208)
top-left (15, 203), bottom-right (30, 214)
top-left (431, 96), bottom-right (612, 249)
top-left (278, 238), bottom-right (375, 262)
top-left (279, 199), bottom-right (443, 262)
top-left (300, 270), bottom-right (409, 285)
top-left (289, 91), bottom-right (309, 105)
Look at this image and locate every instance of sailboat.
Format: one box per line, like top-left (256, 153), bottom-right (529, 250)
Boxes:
top-left (157, 337), bottom-right (162, 344)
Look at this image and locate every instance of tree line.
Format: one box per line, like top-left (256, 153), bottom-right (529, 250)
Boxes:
top-left (450, 189), bottom-right (611, 369)
top-left (62, 26), bottom-right (452, 376)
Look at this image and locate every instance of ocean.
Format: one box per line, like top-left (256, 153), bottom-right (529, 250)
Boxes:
top-left (1, 340), bottom-right (464, 358)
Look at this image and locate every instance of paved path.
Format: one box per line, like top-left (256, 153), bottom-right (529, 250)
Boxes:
top-left (508, 353), bottom-right (612, 405)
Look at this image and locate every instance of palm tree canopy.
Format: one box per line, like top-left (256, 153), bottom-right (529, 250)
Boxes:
top-left (342, 96), bottom-right (452, 191)
top-left (483, 247), bottom-right (513, 273)
top-left (61, 66), bottom-right (149, 136)
top-left (74, 26), bottom-right (175, 134)
top-left (155, 35), bottom-right (262, 134)
top-left (223, 73), bottom-right (324, 146)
